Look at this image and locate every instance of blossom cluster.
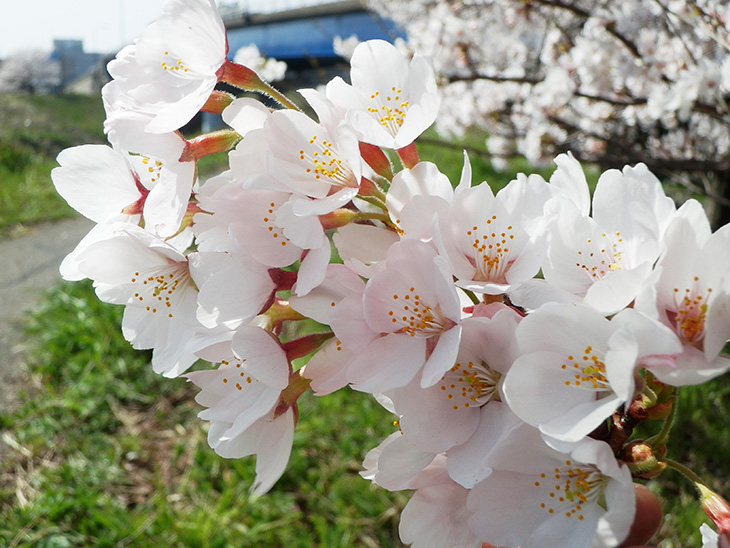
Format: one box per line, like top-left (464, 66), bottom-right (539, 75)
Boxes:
top-left (52, 1), bottom-right (730, 546)
top-left (365, 0), bottom-right (730, 185)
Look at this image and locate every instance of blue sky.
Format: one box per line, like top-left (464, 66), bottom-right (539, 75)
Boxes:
top-left (0, 0), bottom-right (330, 58)
top-left (0, 0), bottom-right (348, 59)
top-left (0, 0), bottom-right (170, 58)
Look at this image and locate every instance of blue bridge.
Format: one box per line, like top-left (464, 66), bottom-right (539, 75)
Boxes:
top-left (222, 0), bottom-right (402, 67)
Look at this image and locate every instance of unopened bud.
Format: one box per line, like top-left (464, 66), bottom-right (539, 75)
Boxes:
top-left (181, 129), bottom-right (241, 162)
top-left (201, 90), bottom-right (235, 114)
top-left (620, 440), bottom-right (667, 480)
top-left (629, 376), bottom-right (676, 421)
top-left (698, 484), bottom-right (730, 539)
top-left (319, 208), bottom-right (359, 230)
top-left (629, 397), bottom-right (673, 421)
top-left (217, 59), bottom-right (262, 90)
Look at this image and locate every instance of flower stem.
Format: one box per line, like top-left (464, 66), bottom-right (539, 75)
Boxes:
top-left (463, 289), bottom-right (481, 305)
top-left (353, 211), bottom-right (392, 224)
top-left (645, 389), bottom-right (678, 449)
top-left (662, 457), bottom-right (706, 485)
top-left (218, 60), bottom-right (301, 111)
top-left (356, 194), bottom-right (389, 213)
top-left (359, 177), bottom-right (388, 203)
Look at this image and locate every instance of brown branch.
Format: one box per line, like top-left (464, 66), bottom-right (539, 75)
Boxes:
top-left (574, 91), bottom-right (648, 107)
top-left (446, 73), bottom-right (541, 85)
top-left (530, 0), bottom-right (589, 18)
top-left (531, 0), bottom-right (644, 60)
top-left (599, 155), bottom-right (730, 174)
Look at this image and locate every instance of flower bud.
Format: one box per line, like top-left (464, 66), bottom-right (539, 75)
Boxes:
top-left (201, 90), bottom-right (235, 114)
top-left (698, 483), bottom-right (730, 542)
top-left (620, 440), bottom-right (667, 480)
top-left (629, 376), bottom-right (676, 421)
top-left (319, 208), bottom-right (359, 230)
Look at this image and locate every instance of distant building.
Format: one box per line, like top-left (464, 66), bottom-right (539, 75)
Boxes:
top-left (51, 40), bottom-right (108, 95)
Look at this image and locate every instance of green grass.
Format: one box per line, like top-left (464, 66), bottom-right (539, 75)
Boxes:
top-left (0, 281), bottom-right (408, 547)
top-left (0, 94), bottom-right (106, 236)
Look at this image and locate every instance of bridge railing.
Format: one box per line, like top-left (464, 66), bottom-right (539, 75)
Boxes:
top-left (220, 0), bottom-right (354, 17)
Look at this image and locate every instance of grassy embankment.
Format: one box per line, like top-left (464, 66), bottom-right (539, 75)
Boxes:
top-left (0, 94), bottom-right (106, 236)
top-left (0, 92), bottom-right (727, 547)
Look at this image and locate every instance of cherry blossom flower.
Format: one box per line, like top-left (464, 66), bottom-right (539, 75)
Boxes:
top-left (188, 328), bottom-right (290, 436)
top-left (106, 0), bottom-right (227, 133)
top-left (537, 157), bottom-right (676, 314)
top-left (636, 200), bottom-right (730, 385)
top-left (226, 93), bottom-right (363, 211)
top-left (103, 107), bottom-right (198, 237)
top-left (325, 39), bottom-right (440, 149)
top-left (68, 223), bottom-right (202, 376)
top-left (435, 172), bottom-right (551, 295)
top-left (331, 239), bottom-right (463, 393)
top-left (360, 423), bottom-right (481, 548)
top-left (185, 325), bottom-right (304, 495)
top-left (387, 311), bottom-right (521, 454)
top-left (193, 170), bottom-right (329, 297)
top-left (502, 303), bottom-right (680, 442)
top-left (467, 427), bottom-right (636, 548)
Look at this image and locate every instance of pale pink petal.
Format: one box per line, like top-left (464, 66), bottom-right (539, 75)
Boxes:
top-left (294, 240), bottom-right (331, 296)
top-left (289, 264), bottom-right (365, 324)
top-left (52, 145), bottom-right (141, 223)
top-left (348, 333), bottom-right (426, 392)
top-left (231, 326), bottom-right (289, 390)
top-left (399, 482), bottom-right (481, 548)
top-left (301, 338), bottom-right (352, 395)
top-left (447, 402), bottom-right (523, 488)
top-left (421, 325), bottom-right (462, 388)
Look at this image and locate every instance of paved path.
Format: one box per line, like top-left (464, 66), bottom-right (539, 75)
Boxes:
top-left (0, 217), bottom-right (93, 416)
